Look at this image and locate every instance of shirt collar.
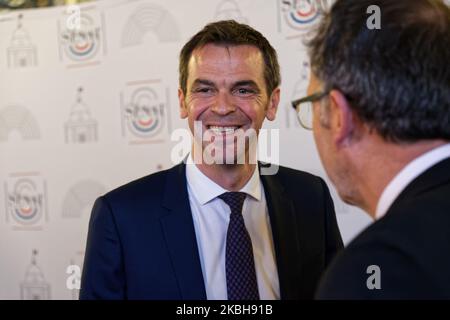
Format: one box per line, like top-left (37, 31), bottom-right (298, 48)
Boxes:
top-left (185, 152), bottom-right (262, 205)
top-left (375, 143), bottom-right (450, 220)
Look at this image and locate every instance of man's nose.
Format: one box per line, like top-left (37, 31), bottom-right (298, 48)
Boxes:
top-left (211, 91), bottom-right (236, 115)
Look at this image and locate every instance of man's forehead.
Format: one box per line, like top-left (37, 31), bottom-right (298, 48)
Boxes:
top-left (189, 44), bottom-right (263, 67)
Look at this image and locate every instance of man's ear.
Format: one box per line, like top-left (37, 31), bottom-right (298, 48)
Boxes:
top-left (178, 88), bottom-right (188, 119)
top-left (265, 88), bottom-right (280, 121)
top-left (328, 89), bottom-right (355, 146)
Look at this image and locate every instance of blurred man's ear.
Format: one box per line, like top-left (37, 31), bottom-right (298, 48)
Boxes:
top-left (178, 88), bottom-right (188, 119)
top-left (328, 89), bottom-right (355, 146)
top-left (265, 88), bottom-right (280, 121)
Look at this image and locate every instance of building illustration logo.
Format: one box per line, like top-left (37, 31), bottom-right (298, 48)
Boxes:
top-left (21, 249), bottom-right (51, 300)
top-left (7, 14), bottom-right (37, 68)
top-left (58, 10), bottom-right (105, 64)
top-left (64, 87), bottom-right (98, 144)
top-left (121, 80), bottom-right (171, 143)
top-left (121, 4), bottom-right (180, 47)
top-left (5, 173), bottom-right (48, 230)
top-left (0, 105), bottom-right (40, 142)
top-left (214, 0), bottom-right (248, 23)
top-left (62, 180), bottom-right (106, 218)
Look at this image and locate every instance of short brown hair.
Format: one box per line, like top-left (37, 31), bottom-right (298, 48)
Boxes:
top-left (179, 20), bottom-right (280, 96)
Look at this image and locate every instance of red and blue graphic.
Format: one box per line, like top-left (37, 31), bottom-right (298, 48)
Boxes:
top-left (281, 0), bottom-right (322, 32)
top-left (125, 87), bottom-right (164, 138)
top-left (60, 14), bottom-right (101, 61)
top-left (8, 178), bottom-right (43, 225)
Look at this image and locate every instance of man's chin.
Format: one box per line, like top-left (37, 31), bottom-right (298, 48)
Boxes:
top-left (338, 190), bottom-right (359, 207)
top-left (201, 144), bottom-right (250, 165)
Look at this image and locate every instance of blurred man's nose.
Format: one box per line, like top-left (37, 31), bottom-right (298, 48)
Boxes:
top-left (211, 91), bottom-right (236, 115)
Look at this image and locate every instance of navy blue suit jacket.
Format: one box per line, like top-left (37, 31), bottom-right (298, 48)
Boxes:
top-left (80, 162), bottom-right (343, 300)
top-left (316, 158), bottom-right (450, 299)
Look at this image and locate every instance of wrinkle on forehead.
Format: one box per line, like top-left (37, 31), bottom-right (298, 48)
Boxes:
top-left (190, 44), bottom-right (262, 71)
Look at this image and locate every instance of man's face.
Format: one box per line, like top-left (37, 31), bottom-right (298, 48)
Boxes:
top-left (309, 73), bottom-right (357, 205)
top-left (179, 44), bottom-right (279, 164)
top-left (308, 74), bottom-right (333, 176)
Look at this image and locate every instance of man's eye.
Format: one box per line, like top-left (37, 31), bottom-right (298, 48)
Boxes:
top-left (236, 88), bottom-right (254, 95)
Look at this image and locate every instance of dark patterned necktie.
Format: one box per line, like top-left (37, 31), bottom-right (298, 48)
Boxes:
top-left (219, 192), bottom-right (260, 300)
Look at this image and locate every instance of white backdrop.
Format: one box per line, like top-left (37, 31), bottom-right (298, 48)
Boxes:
top-left (0, 0), bottom-right (371, 300)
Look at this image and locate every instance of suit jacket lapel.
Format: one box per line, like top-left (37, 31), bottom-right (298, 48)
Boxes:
top-left (260, 163), bottom-right (302, 299)
top-left (160, 163), bottom-right (206, 299)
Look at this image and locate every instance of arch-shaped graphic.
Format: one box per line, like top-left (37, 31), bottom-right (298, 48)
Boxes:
top-left (214, 0), bottom-right (247, 23)
top-left (0, 105), bottom-right (40, 141)
top-left (121, 4), bottom-right (180, 47)
top-left (62, 180), bottom-right (106, 218)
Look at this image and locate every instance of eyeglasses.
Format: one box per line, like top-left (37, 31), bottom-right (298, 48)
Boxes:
top-left (291, 91), bottom-right (329, 130)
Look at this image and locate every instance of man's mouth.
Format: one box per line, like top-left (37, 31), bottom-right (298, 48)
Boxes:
top-left (206, 125), bottom-right (242, 135)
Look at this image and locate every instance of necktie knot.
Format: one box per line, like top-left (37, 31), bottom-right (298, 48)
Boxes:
top-left (219, 192), bottom-right (247, 215)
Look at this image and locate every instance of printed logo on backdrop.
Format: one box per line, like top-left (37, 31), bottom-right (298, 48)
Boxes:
top-left (62, 180), bottom-right (106, 218)
top-left (5, 172), bottom-right (48, 230)
top-left (7, 14), bottom-right (37, 68)
top-left (278, 0), bottom-right (331, 40)
top-left (0, 105), bottom-right (41, 142)
top-left (121, 3), bottom-right (180, 48)
top-left (64, 87), bottom-right (98, 144)
top-left (57, 7), bottom-right (106, 67)
top-left (21, 249), bottom-right (51, 300)
top-left (286, 60), bottom-right (310, 128)
top-left (120, 79), bottom-right (171, 144)
top-left (214, 0), bottom-right (248, 23)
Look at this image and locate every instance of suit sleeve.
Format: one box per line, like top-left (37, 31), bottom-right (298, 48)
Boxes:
top-left (79, 196), bottom-right (126, 299)
top-left (319, 178), bottom-right (344, 266)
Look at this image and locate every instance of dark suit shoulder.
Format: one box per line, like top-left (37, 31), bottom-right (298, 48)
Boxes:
top-left (99, 164), bottom-right (183, 221)
top-left (316, 235), bottom-right (442, 299)
top-left (266, 163), bottom-right (321, 180)
top-left (350, 186), bottom-right (450, 262)
top-left (317, 186), bottom-right (450, 299)
top-left (105, 167), bottom-right (170, 201)
top-left (270, 164), bottom-right (329, 201)
top-left (268, 163), bottom-right (324, 188)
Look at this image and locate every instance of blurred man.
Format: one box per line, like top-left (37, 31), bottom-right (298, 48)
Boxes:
top-left (80, 20), bottom-right (342, 300)
top-left (292, 0), bottom-right (450, 298)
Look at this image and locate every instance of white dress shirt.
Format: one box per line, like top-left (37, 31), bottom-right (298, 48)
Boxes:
top-left (185, 154), bottom-right (280, 300)
top-left (376, 143), bottom-right (450, 220)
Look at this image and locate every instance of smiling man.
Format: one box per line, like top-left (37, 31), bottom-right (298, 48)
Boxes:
top-left (180, 42), bottom-right (277, 187)
top-left (80, 20), bottom-right (343, 300)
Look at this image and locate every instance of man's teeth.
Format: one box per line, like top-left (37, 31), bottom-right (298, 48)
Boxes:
top-left (208, 126), bottom-right (239, 134)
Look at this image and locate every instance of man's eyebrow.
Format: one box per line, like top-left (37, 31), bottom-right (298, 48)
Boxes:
top-left (191, 79), bottom-right (215, 87)
top-left (233, 80), bottom-right (258, 88)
